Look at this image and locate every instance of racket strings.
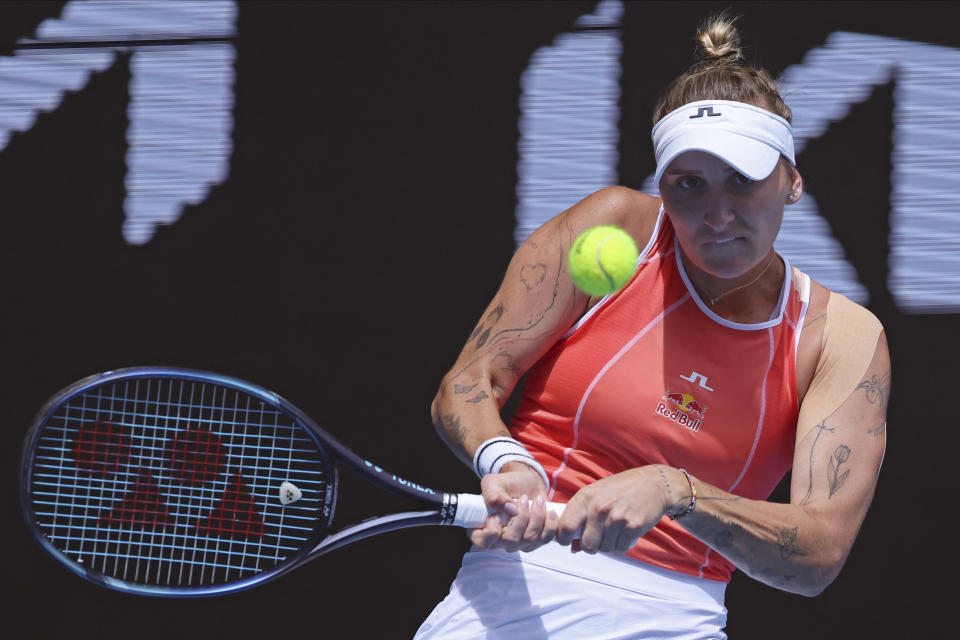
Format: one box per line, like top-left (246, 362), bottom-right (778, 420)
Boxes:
top-left (98, 470), bottom-right (172, 529)
top-left (29, 377), bottom-right (330, 588)
top-left (169, 426), bottom-right (225, 485)
top-left (71, 417), bottom-right (132, 475)
top-left (197, 473), bottom-right (265, 540)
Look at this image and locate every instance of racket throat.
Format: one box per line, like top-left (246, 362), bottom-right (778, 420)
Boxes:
top-left (306, 510), bottom-right (445, 560)
top-left (439, 493), bottom-right (459, 525)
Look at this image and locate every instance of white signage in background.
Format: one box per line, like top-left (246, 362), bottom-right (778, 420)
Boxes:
top-left (0, 0), bottom-right (236, 245)
top-left (777, 32), bottom-right (960, 313)
top-left (514, 0), bottom-right (623, 248)
top-left (0, 2), bottom-right (955, 312)
top-left (516, 0), bottom-right (960, 313)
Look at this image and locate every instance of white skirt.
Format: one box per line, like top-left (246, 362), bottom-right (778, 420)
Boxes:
top-left (415, 544), bottom-right (727, 640)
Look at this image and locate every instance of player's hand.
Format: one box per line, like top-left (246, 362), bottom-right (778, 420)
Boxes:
top-left (470, 462), bottom-right (558, 552)
top-left (556, 465), bottom-right (676, 554)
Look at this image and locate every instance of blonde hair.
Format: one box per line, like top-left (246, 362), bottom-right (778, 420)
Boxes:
top-left (653, 14), bottom-right (791, 124)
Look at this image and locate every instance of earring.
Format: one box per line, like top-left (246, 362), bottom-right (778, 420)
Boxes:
top-left (788, 192), bottom-right (799, 201)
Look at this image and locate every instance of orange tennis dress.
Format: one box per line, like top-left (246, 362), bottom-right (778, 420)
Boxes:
top-left (510, 209), bottom-right (811, 582)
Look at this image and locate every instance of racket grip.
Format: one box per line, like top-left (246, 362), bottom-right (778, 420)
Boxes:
top-left (453, 493), bottom-right (566, 529)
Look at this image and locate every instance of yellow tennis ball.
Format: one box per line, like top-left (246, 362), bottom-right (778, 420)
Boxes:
top-left (568, 225), bottom-right (639, 296)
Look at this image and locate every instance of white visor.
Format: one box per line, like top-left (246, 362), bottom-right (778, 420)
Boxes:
top-left (652, 100), bottom-right (795, 188)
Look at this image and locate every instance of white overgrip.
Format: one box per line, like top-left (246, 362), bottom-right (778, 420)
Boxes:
top-left (453, 493), bottom-right (566, 528)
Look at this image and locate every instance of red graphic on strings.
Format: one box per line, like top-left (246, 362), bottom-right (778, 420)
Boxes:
top-left (72, 418), bottom-right (131, 475)
top-left (99, 471), bottom-right (171, 530)
top-left (168, 426), bottom-right (225, 485)
top-left (197, 473), bottom-right (265, 541)
top-left (72, 412), bottom-right (265, 539)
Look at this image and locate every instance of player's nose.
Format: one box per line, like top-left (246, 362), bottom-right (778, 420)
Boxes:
top-left (702, 198), bottom-right (735, 232)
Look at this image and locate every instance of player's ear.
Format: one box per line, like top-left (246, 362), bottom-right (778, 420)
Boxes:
top-left (785, 165), bottom-right (803, 205)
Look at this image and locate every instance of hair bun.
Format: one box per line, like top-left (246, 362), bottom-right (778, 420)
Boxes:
top-left (652, 13), bottom-right (790, 124)
top-left (697, 15), bottom-right (742, 65)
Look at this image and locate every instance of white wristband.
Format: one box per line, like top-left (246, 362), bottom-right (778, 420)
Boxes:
top-left (472, 436), bottom-right (550, 492)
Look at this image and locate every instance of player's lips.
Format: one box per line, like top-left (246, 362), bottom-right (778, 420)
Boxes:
top-left (702, 235), bottom-right (741, 246)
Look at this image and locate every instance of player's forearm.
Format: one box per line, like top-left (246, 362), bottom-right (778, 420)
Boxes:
top-left (672, 472), bottom-right (851, 596)
top-left (431, 376), bottom-right (511, 468)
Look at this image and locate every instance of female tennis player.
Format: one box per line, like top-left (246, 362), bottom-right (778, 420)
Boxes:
top-left (416, 15), bottom-right (888, 639)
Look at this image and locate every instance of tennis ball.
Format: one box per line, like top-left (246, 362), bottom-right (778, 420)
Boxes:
top-left (568, 225), bottom-right (639, 296)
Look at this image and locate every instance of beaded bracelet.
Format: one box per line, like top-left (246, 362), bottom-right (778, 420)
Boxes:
top-left (670, 468), bottom-right (697, 520)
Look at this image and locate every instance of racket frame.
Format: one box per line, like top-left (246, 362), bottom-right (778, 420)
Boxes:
top-left (21, 367), bottom-right (464, 596)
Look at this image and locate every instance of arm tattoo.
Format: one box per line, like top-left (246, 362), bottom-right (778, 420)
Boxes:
top-left (856, 371), bottom-right (891, 412)
top-left (465, 391), bottom-right (489, 404)
top-left (442, 414), bottom-right (469, 446)
top-left (655, 466), bottom-right (677, 511)
top-left (520, 263), bottom-right (547, 291)
top-left (828, 445), bottom-right (852, 498)
top-left (801, 421), bottom-right (834, 505)
top-left (777, 527), bottom-right (807, 560)
top-left (494, 349), bottom-right (523, 375)
top-left (468, 305), bottom-right (505, 349)
top-left (758, 567), bottom-right (797, 584)
top-left (454, 383), bottom-right (478, 395)
top-left (455, 262), bottom-right (570, 382)
top-left (475, 266), bottom-right (564, 350)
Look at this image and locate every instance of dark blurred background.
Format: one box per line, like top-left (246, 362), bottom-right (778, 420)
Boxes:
top-left (3, 1), bottom-right (956, 637)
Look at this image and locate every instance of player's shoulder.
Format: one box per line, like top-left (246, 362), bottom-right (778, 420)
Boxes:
top-left (804, 276), bottom-right (883, 335)
top-left (581, 186), bottom-right (660, 216)
top-left (796, 274), bottom-right (887, 403)
top-left (572, 186), bottom-right (662, 246)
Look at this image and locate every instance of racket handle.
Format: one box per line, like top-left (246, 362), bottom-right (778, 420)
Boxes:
top-left (453, 492), bottom-right (566, 529)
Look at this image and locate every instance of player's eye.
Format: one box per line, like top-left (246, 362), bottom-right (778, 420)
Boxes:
top-left (676, 175), bottom-right (702, 190)
top-left (731, 172), bottom-right (754, 186)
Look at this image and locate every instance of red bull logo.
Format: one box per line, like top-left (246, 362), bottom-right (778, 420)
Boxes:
top-left (656, 388), bottom-right (707, 432)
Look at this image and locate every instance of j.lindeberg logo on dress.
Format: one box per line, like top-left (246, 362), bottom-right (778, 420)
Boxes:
top-left (680, 370), bottom-right (714, 391)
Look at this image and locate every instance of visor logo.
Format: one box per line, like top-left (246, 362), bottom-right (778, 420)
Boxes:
top-left (690, 106), bottom-right (722, 119)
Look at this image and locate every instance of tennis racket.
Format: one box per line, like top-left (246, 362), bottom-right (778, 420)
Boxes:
top-left (21, 367), bottom-right (565, 597)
